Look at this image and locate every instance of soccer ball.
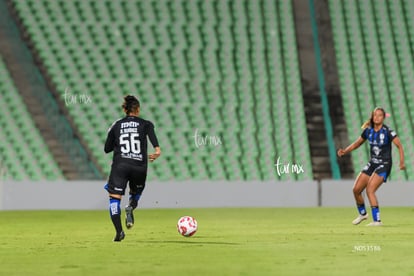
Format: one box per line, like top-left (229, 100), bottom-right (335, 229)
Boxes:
top-left (177, 216), bottom-right (198, 237)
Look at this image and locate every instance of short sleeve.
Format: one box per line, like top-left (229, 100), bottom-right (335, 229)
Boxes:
top-left (361, 128), bottom-right (368, 139)
top-left (388, 128), bottom-right (397, 141)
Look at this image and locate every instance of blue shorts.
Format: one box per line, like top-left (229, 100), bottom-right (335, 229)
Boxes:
top-left (361, 161), bottom-right (392, 182)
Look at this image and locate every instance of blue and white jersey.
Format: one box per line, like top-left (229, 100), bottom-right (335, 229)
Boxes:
top-left (361, 124), bottom-right (397, 164)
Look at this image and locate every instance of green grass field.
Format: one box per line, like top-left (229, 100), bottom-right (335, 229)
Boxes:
top-left (1, 207), bottom-right (414, 276)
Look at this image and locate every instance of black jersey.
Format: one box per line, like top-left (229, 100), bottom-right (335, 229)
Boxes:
top-left (104, 116), bottom-right (159, 168)
top-left (361, 124), bottom-right (397, 164)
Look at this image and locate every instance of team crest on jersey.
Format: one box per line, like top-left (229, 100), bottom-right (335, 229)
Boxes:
top-left (379, 133), bottom-right (385, 144)
top-left (372, 146), bottom-right (381, 156)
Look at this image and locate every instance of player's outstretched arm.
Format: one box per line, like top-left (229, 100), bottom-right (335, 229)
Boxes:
top-left (337, 136), bottom-right (365, 157)
top-left (392, 137), bottom-right (405, 170)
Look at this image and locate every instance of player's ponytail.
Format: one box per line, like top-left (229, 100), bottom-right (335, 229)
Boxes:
top-left (122, 95), bottom-right (140, 115)
top-left (361, 107), bottom-right (386, 129)
top-left (361, 115), bottom-right (373, 129)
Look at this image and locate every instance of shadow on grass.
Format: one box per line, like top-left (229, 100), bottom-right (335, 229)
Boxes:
top-left (137, 237), bottom-right (241, 246)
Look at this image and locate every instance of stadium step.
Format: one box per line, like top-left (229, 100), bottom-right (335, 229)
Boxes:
top-left (293, 0), bottom-right (354, 180)
top-left (1, 1), bottom-right (102, 180)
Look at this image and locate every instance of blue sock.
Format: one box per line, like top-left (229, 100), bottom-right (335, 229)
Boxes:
top-left (109, 197), bottom-right (123, 233)
top-left (371, 206), bottom-right (381, 222)
top-left (128, 194), bottom-right (141, 209)
top-left (357, 204), bottom-right (367, 215)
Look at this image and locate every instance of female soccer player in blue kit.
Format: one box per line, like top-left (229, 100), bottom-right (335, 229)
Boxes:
top-left (337, 107), bottom-right (405, 226)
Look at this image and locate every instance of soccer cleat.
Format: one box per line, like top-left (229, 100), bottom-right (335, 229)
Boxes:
top-left (366, 221), bottom-right (383, 226)
top-left (113, 231), bottom-right (125, 242)
top-left (125, 206), bottom-right (134, 229)
top-left (352, 214), bottom-right (369, 225)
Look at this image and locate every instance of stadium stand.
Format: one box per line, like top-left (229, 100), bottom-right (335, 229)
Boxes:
top-left (10, 0), bottom-right (313, 181)
top-left (6, 0), bottom-right (412, 181)
top-left (0, 56), bottom-right (64, 180)
top-left (329, 0), bottom-right (414, 180)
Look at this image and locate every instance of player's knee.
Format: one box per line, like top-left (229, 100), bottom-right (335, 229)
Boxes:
top-left (109, 193), bottom-right (122, 200)
top-left (366, 186), bottom-right (376, 196)
top-left (353, 186), bottom-right (362, 195)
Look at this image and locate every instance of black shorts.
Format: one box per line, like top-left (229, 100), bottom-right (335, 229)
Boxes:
top-left (107, 162), bottom-right (147, 196)
top-left (361, 161), bottom-right (392, 182)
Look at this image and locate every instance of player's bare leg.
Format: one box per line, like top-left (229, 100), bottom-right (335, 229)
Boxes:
top-left (366, 173), bottom-right (384, 226)
top-left (352, 173), bottom-right (370, 225)
top-left (353, 173), bottom-right (369, 204)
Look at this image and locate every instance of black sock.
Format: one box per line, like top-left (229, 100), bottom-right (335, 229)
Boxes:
top-left (109, 197), bottom-right (123, 233)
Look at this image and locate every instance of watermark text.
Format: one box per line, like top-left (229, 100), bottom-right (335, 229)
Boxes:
top-left (64, 87), bottom-right (92, 106)
top-left (193, 128), bottom-right (222, 148)
top-left (274, 156), bottom-right (304, 176)
top-left (352, 245), bottom-right (381, 252)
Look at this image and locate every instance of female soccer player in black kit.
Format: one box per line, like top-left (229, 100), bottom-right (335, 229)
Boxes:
top-left (337, 107), bottom-right (405, 226)
top-left (104, 95), bottom-right (161, 241)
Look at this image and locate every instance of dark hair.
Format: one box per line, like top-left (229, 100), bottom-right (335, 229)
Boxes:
top-left (122, 95), bottom-right (140, 115)
top-left (361, 107), bottom-right (386, 129)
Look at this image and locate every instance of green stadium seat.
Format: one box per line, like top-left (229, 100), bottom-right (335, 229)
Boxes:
top-left (329, 0), bottom-right (413, 180)
top-left (9, 0), bottom-right (316, 181)
top-left (0, 56), bottom-right (64, 180)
